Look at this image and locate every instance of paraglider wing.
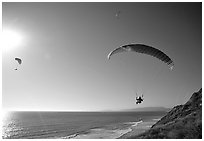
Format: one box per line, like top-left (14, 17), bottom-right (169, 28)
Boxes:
top-left (108, 44), bottom-right (174, 70)
top-left (15, 58), bottom-right (22, 64)
top-left (107, 47), bottom-right (127, 60)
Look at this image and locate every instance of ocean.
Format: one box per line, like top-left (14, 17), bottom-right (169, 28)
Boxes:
top-left (2, 111), bottom-right (166, 139)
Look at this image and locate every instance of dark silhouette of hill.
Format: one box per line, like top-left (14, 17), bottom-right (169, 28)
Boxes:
top-left (127, 88), bottom-right (202, 139)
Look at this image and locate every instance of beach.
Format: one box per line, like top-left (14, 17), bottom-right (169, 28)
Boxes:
top-left (65, 119), bottom-right (161, 139)
top-left (66, 128), bottom-right (132, 139)
top-left (118, 118), bottom-right (161, 139)
top-left (67, 121), bottom-right (140, 139)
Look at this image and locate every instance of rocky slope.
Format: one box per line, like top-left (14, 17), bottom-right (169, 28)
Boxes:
top-left (129, 88), bottom-right (202, 139)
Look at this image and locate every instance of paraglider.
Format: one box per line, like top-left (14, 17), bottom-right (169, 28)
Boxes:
top-left (115, 10), bottom-right (121, 19)
top-left (14, 57), bottom-right (22, 70)
top-left (107, 43), bottom-right (174, 70)
top-left (135, 93), bottom-right (144, 104)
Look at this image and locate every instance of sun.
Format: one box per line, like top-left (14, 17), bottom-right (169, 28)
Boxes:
top-left (1, 29), bottom-right (23, 52)
top-left (1, 109), bottom-right (11, 122)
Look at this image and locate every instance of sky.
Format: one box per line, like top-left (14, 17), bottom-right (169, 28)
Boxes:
top-left (2, 2), bottom-right (202, 111)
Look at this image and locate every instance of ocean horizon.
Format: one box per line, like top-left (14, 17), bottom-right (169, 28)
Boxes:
top-left (2, 111), bottom-right (166, 139)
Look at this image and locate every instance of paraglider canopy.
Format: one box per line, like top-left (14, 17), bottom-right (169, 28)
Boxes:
top-left (107, 43), bottom-right (174, 70)
top-left (14, 57), bottom-right (22, 70)
top-left (15, 58), bottom-right (22, 64)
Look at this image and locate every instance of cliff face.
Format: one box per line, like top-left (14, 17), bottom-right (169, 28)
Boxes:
top-left (134, 88), bottom-right (202, 139)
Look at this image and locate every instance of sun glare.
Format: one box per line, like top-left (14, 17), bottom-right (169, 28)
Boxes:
top-left (1, 110), bottom-right (10, 121)
top-left (1, 29), bottom-right (23, 52)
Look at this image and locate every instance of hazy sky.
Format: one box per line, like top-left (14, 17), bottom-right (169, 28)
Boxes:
top-left (2, 2), bottom-right (202, 111)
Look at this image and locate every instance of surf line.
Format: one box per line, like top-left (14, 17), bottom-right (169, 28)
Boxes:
top-left (62, 133), bottom-right (78, 139)
top-left (63, 120), bottom-right (143, 139)
top-left (125, 119), bottom-right (143, 127)
top-left (131, 120), bottom-right (143, 127)
top-left (152, 118), bottom-right (161, 121)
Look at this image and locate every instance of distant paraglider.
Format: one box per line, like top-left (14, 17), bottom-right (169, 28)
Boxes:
top-left (14, 57), bottom-right (22, 70)
top-left (108, 43), bottom-right (174, 70)
top-left (115, 10), bottom-right (121, 19)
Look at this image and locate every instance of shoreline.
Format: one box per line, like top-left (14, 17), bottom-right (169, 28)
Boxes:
top-left (63, 120), bottom-right (147, 139)
top-left (118, 118), bottom-right (160, 139)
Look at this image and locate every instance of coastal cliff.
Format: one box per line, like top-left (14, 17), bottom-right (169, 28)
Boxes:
top-left (127, 88), bottom-right (202, 139)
